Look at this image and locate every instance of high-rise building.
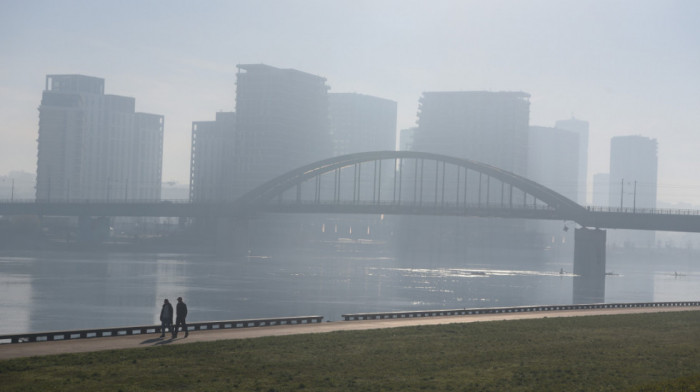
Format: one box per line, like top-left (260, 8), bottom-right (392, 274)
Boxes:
top-left (36, 75), bottom-right (163, 201)
top-left (555, 117), bottom-right (589, 204)
top-left (232, 64), bottom-right (331, 198)
top-left (189, 112), bottom-right (236, 201)
top-left (527, 125), bottom-right (579, 249)
top-left (401, 91), bottom-right (534, 255)
top-left (328, 93), bottom-right (397, 156)
top-left (527, 126), bottom-right (579, 201)
top-left (609, 136), bottom-right (658, 210)
top-left (592, 173), bottom-right (610, 207)
top-left (399, 127), bottom-right (417, 151)
top-left (413, 91), bottom-right (530, 174)
top-left (133, 113), bottom-right (164, 201)
top-left (608, 135), bottom-right (658, 247)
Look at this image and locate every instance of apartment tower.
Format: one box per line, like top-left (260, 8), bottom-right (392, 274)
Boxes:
top-left (232, 64), bottom-right (331, 198)
top-left (36, 75), bottom-right (163, 201)
top-left (555, 117), bottom-right (589, 204)
top-left (328, 92), bottom-right (397, 156)
top-left (189, 112), bottom-right (236, 201)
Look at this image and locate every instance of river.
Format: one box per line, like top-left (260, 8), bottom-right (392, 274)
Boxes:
top-left (0, 242), bottom-right (698, 335)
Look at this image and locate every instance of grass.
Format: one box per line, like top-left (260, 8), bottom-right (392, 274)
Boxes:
top-left (1, 311), bottom-right (700, 391)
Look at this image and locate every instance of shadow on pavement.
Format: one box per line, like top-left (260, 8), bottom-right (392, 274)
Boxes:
top-left (141, 337), bottom-right (175, 345)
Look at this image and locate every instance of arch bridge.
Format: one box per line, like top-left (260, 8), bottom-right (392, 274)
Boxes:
top-left (236, 151), bottom-right (589, 224)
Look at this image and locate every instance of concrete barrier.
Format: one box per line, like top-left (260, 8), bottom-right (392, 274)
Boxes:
top-left (0, 315), bottom-right (324, 344)
top-left (341, 301), bottom-right (700, 321)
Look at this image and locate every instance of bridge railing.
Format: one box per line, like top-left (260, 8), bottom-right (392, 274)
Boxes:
top-left (0, 199), bottom-right (192, 204)
top-left (586, 206), bottom-right (700, 216)
top-left (3, 199), bottom-right (700, 217)
top-left (341, 301), bottom-right (700, 321)
top-left (261, 199), bottom-right (559, 210)
top-left (0, 315), bottom-right (324, 344)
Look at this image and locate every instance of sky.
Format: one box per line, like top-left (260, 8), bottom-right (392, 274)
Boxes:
top-left (1, 0), bottom-right (699, 204)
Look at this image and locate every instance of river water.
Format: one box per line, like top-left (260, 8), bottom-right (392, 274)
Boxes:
top-left (0, 242), bottom-right (698, 335)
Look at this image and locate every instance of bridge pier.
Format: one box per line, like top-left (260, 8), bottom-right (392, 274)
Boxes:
top-left (573, 227), bottom-right (606, 304)
top-left (216, 218), bottom-right (250, 257)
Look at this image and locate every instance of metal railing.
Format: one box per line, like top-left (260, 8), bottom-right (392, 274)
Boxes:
top-left (0, 315), bottom-right (324, 344)
top-left (586, 206), bottom-right (700, 216)
top-left (341, 301), bottom-right (700, 321)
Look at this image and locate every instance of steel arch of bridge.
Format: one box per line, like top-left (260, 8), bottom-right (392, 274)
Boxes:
top-left (236, 151), bottom-right (588, 223)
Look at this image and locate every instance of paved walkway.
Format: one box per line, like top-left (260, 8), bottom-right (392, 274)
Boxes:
top-left (1, 306), bottom-right (696, 360)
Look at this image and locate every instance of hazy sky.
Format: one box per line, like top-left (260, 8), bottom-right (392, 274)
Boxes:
top-left (2, 0), bottom-right (699, 204)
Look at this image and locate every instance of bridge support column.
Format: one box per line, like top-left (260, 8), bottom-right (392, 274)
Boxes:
top-left (573, 227), bottom-right (606, 304)
top-left (216, 218), bottom-right (250, 257)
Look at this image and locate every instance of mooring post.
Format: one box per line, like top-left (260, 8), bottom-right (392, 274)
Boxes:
top-left (573, 227), bottom-right (606, 304)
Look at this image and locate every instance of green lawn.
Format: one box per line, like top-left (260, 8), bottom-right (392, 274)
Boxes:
top-left (1, 311), bottom-right (700, 391)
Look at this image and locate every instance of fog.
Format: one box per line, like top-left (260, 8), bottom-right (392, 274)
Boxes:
top-left (2, 0), bottom-right (700, 204)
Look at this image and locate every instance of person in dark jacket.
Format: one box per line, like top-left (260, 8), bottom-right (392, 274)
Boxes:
top-left (174, 296), bottom-right (188, 338)
top-left (159, 299), bottom-right (173, 338)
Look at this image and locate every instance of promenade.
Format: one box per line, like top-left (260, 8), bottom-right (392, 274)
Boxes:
top-left (1, 305), bottom-right (697, 360)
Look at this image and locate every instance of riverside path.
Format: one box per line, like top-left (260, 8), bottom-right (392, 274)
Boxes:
top-left (1, 305), bottom-right (698, 360)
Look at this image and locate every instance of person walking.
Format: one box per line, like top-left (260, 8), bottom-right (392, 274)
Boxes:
top-left (159, 299), bottom-right (173, 338)
top-left (174, 296), bottom-right (188, 338)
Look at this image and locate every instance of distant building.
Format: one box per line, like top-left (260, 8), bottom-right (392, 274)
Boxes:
top-left (399, 127), bottom-right (417, 151)
top-left (609, 136), bottom-right (658, 210)
top-left (527, 126), bottom-right (579, 201)
top-left (401, 91), bottom-right (534, 254)
top-left (36, 75), bottom-right (163, 201)
top-left (608, 135), bottom-right (658, 247)
top-left (328, 93), bottom-right (397, 156)
top-left (527, 125), bottom-right (579, 249)
top-left (189, 112), bottom-right (236, 201)
top-left (592, 173), bottom-right (610, 207)
top-left (555, 117), bottom-right (589, 204)
top-left (133, 113), bottom-right (164, 201)
top-left (232, 64), bottom-right (331, 198)
top-left (413, 91), bottom-right (530, 174)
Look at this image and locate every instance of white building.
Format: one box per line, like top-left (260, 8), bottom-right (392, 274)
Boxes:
top-left (527, 126), bottom-right (579, 201)
top-left (232, 64), bottom-right (331, 198)
top-left (592, 173), bottom-right (610, 207)
top-left (399, 127), bottom-right (417, 151)
top-left (608, 135), bottom-right (658, 247)
top-left (36, 75), bottom-right (163, 201)
top-left (189, 112), bottom-right (236, 201)
top-left (609, 136), bottom-right (658, 211)
top-left (401, 91), bottom-right (535, 253)
top-left (555, 117), bottom-right (589, 204)
top-left (328, 93), bottom-right (397, 156)
top-left (413, 91), bottom-right (530, 175)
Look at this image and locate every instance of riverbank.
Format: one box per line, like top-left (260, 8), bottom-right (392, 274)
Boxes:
top-left (1, 310), bottom-right (699, 391)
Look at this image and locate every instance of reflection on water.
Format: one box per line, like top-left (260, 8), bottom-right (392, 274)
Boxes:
top-left (0, 247), bottom-right (698, 334)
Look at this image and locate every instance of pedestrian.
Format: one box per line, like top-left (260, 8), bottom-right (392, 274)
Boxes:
top-left (174, 296), bottom-right (188, 338)
top-left (159, 299), bottom-right (173, 338)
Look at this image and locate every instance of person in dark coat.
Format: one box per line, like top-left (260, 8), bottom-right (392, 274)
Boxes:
top-left (159, 299), bottom-right (173, 338)
top-left (174, 296), bottom-right (188, 338)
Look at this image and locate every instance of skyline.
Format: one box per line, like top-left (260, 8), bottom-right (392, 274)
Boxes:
top-left (2, 1), bottom-right (700, 204)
